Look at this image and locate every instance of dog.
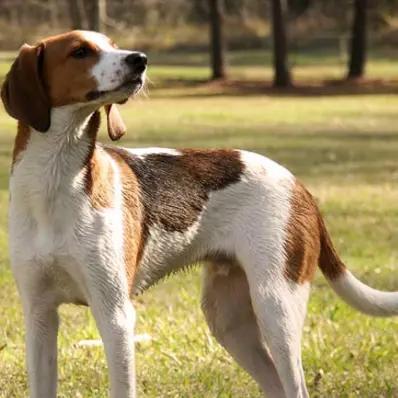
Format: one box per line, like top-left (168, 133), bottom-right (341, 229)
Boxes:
top-left (1, 30), bottom-right (397, 398)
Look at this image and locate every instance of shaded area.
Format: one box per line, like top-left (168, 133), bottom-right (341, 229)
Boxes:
top-left (151, 77), bottom-right (398, 98)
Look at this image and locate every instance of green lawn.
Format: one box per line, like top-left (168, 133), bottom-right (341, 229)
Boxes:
top-left (0, 50), bottom-right (398, 397)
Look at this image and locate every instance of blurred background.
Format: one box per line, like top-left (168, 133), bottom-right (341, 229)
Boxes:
top-left (0, 1), bottom-right (397, 397)
top-left (0, 0), bottom-right (398, 85)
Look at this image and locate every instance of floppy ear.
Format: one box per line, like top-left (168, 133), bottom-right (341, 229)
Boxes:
top-left (105, 104), bottom-right (126, 141)
top-left (1, 43), bottom-right (50, 132)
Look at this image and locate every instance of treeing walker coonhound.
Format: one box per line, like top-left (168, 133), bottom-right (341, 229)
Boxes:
top-left (1, 30), bottom-right (397, 398)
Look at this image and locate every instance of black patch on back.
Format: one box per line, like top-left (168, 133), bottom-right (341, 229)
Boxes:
top-left (105, 147), bottom-right (244, 233)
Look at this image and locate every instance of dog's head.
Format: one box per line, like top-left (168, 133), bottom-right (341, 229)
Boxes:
top-left (1, 30), bottom-right (147, 140)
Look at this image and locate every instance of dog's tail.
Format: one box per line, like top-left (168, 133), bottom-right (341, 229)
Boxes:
top-left (318, 215), bottom-right (398, 316)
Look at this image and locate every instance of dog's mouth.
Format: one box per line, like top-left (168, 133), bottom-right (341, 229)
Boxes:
top-left (118, 76), bottom-right (143, 91)
top-left (86, 76), bottom-right (144, 102)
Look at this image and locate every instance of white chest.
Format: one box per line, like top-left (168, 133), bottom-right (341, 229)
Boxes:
top-left (9, 161), bottom-right (94, 305)
top-left (10, 159), bottom-right (82, 255)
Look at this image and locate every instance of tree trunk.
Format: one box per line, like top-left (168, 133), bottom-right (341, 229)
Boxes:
top-left (347, 0), bottom-right (367, 79)
top-left (68, 0), bottom-right (84, 29)
top-left (208, 0), bottom-right (227, 80)
top-left (270, 0), bottom-right (291, 87)
top-left (49, 0), bottom-right (58, 28)
top-left (84, 0), bottom-right (106, 32)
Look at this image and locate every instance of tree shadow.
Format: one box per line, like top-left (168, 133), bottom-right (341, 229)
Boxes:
top-left (152, 78), bottom-right (398, 98)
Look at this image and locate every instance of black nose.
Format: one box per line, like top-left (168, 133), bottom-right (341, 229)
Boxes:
top-left (125, 52), bottom-right (147, 73)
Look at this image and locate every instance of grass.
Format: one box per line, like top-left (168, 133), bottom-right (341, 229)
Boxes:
top-left (0, 48), bottom-right (398, 397)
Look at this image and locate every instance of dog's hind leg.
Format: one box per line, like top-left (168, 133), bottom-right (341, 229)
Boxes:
top-left (201, 262), bottom-right (285, 398)
top-left (242, 261), bottom-right (311, 398)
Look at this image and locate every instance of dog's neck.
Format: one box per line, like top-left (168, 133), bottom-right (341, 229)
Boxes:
top-left (12, 105), bottom-right (101, 203)
top-left (32, 104), bottom-right (98, 155)
top-left (14, 105), bottom-right (100, 169)
top-left (45, 105), bottom-right (97, 141)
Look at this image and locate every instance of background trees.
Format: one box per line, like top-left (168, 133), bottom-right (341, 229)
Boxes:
top-left (208, 0), bottom-right (227, 80)
top-left (0, 0), bottom-right (395, 86)
top-left (69, 0), bottom-right (84, 30)
top-left (68, 0), bottom-right (106, 31)
top-left (347, 0), bottom-right (368, 79)
top-left (270, 0), bottom-right (291, 87)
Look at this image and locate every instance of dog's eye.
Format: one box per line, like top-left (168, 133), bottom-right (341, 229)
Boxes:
top-left (71, 46), bottom-right (90, 59)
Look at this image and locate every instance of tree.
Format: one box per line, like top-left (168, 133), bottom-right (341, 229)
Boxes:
top-left (347, 0), bottom-right (368, 79)
top-left (288, 0), bottom-right (311, 17)
top-left (69, 0), bottom-right (85, 29)
top-left (270, 0), bottom-right (291, 87)
top-left (84, 0), bottom-right (106, 32)
top-left (208, 0), bottom-right (227, 80)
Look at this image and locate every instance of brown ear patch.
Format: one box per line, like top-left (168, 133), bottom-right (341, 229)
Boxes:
top-left (1, 43), bottom-right (50, 132)
top-left (284, 181), bottom-right (321, 284)
top-left (105, 104), bottom-right (126, 141)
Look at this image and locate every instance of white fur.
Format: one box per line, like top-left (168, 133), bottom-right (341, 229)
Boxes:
top-left (133, 219), bottom-right (203, 294)
top-left (80, 30), bottom-right (144, 94)
top-left (330, 271), bottom-right (398, 316)
top-left (126, 147), bottom-right (181, 157)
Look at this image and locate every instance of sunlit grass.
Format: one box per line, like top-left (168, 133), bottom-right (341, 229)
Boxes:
top-left (0, 50), bottom-right (397, 397)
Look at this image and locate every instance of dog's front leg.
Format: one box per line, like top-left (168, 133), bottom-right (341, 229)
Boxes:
top-left (21, 294), bottom-right (59, 398)
top-left (92, 299), bottom-right (136, 398)
top-left (88, 275), bottom-right (137, 398)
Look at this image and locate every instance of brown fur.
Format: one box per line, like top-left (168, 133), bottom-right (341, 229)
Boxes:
top-left (82, 115), bottom-right (144, 288)
top-left (318, 215), bottom-right (346, 280)
top-left (86, 148), bottom-right (115, 209)
top-left (41, 31), bottom-right (100, 106)
top-left (1, 43), bottom-right (50, 132)
top-left (12, 122), bottom-right (31, 167)
top-left (105, 104), bottom-right (126, 141)
top-left (110, 151), bottom-right (145, 289)
top-left (1, 31), bottom-right (102, 133)
top-left (202, 261), bottom-right (254, 334)
top-left (83, 111), bottom-right (105, 207)
top-left (284, 181), bottom-right (346, 283)
top-left (284, 181), bottom-right (321, 284)
top-left (3, 31), bottom-right (127, 151)
top-left (179, 149), bottom-right (244, 193)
